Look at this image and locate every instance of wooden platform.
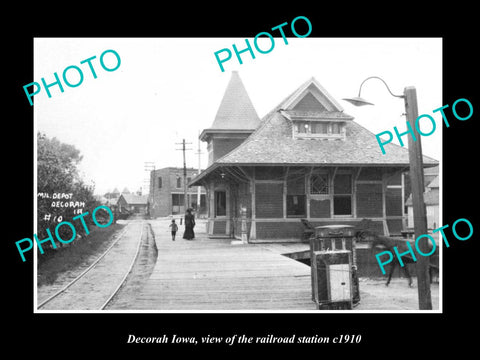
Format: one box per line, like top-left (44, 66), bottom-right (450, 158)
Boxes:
top-left (129, 220), bottom-right (316, 311)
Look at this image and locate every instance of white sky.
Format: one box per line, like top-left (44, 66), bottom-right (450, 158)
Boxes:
top-left (34, 38), bottom-right (442, 196)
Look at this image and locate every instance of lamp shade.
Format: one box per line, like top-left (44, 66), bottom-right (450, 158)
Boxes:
top-left (342, 96), bottom-right (374, 106)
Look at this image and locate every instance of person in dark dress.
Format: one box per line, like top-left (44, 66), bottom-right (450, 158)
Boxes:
top-left (182, 208), bottom-right (195, 240)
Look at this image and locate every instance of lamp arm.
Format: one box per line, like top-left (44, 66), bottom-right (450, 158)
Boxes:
top-left (358, 76), bottom-right (404, 99)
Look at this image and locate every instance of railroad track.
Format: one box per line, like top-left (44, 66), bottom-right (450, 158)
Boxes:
top-left (37, 221), bottom-right (146, 311)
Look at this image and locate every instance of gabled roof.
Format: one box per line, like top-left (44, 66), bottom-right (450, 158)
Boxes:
top-left (216, 77), bottom-right (438, 166)
top-left (119, 193), bottom-right (148, 205)
top-left (190, 76), bottom-right (439, 185)
top-left (406, 188), bottom-right (439, 206)
top-left (424, 165), bottom-right (439, 175)
top-left (201, 71), bottom-right (260, 139)
top-left (427, 175), bottom-right (439, 189)
top-left (281, 76), bottom-right (345, 112)
top-left (105, 197), bottom-right (120, 206)
top-left (215, 112), bottom-right (436, 166)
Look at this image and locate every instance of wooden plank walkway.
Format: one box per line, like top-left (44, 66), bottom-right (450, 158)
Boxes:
top-left (130, 219), bottom-right (316, 310)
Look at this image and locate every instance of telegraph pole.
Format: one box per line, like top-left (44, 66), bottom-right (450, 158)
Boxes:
top-left (144, 162), bottom-right (155, 217)
top-left (195, 133), bottom-right (203, 211)
top-left (404, 86), bottom-right (432, 310)
top-left (175, 139), bottom-right (192, 213)
top-left (343, 78), bottom-right (432, 310)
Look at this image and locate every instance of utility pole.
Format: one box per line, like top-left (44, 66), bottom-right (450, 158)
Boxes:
top-left (195, 132), bottom-right (203, 212)
top-left (343, 77), bottom-right (432, 310)
top-left (404, 86), bottom-right (432, 310)
top-left (144, 162), bottom-right (155, 217)
top-left (175, 139), bottom-right (192, 213)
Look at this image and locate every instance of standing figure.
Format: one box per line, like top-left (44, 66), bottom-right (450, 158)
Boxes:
top-left (169, 219), bottom-right (178, 241)
top-left (183, 208), bottom-right (195, 240)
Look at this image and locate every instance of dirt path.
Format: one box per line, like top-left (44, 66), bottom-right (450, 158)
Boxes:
top-left (356, 277), bottom-right (440, 310)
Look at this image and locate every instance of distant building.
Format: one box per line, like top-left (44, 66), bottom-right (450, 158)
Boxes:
top-left (406, 166), bottom-right (439, 229)
top-left (149, 167), bottom-right (206, 218)
top-left (105, 187), bottom-right (120, 199)
top-left (102, 188), bottom-right (121, 211)
top-left (117, 193), bottom-right (148, 214)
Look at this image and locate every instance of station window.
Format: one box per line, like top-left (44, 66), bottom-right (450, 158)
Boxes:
top-left (286, 173), bottom-right (306, 217)
top-left (310, 173), bottom-right (329, 194)
top-left (296, 122), bottom-right (308, 133)
top-left (333, 173), bottom-right (352, 216)
top-left (294, 121), bottom-right (344, 138)
top-left (311, 122), bottom-right (329, 134)
top-left (331, 122), bottom-right (341, 134)
top-left (215, 191), bottom-right (226, 217)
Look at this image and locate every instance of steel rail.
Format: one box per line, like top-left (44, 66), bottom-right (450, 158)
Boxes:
top-left (99, 223), bottom-right (145, 310)
top-left (37, 223), bottom-right (133, 309)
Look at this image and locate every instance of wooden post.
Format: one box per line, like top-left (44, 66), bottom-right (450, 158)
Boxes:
top-left (404, 86), bottom-right (432, 310)
top-left (176, 139), bottom-right (192, 213)
top-left (250, 168), bottom-right (256, 240)
top-left (226, 182), bottom-right (231, 237)
top-left (241, 206), bottom-right (248, 243)
top-left (208, 183), bottom-right (215, 236)
top-left (182, 139), bottom-right (188, 212)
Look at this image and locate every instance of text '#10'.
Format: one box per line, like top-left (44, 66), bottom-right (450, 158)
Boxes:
top-left (15, 205), bottom-right (114, 262)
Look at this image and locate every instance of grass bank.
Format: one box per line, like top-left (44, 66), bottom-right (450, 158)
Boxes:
top-left (37, 222), bottom-right (126, 286)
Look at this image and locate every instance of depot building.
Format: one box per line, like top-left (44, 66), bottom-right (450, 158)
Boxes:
top-left (189, 72), bottom-right (438, 242)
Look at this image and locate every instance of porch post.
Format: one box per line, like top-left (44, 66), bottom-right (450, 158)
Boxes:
top-left (241, 206), bottom-right (248, 244)
top-left (250, 169), bottom-right (256, 240)
top-left (226, 182), bottom-right (231, 237)
top-left (208, 182), bottom-right (215, 236)
top-left (306, 167), bottom-right (313, 219)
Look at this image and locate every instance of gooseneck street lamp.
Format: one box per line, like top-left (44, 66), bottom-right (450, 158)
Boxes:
top-left (343, 76), bottom-right (432, 310)
top-left (343, 76), bottom-right (404, 106)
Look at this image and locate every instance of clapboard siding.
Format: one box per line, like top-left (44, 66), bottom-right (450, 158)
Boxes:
top-left (356, 183), bottom-right (383, 217)
top-left (255, 183), bottom-right (283, 218)
top-left (255, 221), bottom-right (303, 239)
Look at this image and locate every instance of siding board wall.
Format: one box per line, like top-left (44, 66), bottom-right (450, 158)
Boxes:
top-left (356, 183), bottom-right (383, 217)
top-left (310, 198), bottom-right (331, 218)
top-left (255, 183), bottom-right (283, 218)
top-left (205, 166), bottom-right (406, 241)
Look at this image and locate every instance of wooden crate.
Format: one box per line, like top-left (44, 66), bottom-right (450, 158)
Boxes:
top-left (312, 250), bottom-right (353, 310)
top-left (309, 225), bottom-right (358, 303)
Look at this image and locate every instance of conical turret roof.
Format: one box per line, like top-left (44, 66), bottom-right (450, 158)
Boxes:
top-left (209, 71), bottom-right (260, 130)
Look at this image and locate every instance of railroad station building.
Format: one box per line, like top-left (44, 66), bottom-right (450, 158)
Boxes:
top-left (189, 71), bottom-right (439, 242)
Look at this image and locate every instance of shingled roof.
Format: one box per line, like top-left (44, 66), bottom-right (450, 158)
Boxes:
top-left (119, 193), bottom-right (148, 205)
top-left (215, 111), bottom-right (438, 166)
top-left (191, 76), bottom-right (438, 185)
top-left (204, 71), bottom-right (260, 132)
top-left (215, 77), bottom-right (438, 166)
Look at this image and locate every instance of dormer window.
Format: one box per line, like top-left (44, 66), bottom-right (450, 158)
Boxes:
top-left (311, 122), bottom-right (328, 134)
top-left (293, 120), bottom-right (346, 139)
top-left (331, 122), bottom-right (341, 134)
top-left (277, 82), bottom-right (354, 140)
